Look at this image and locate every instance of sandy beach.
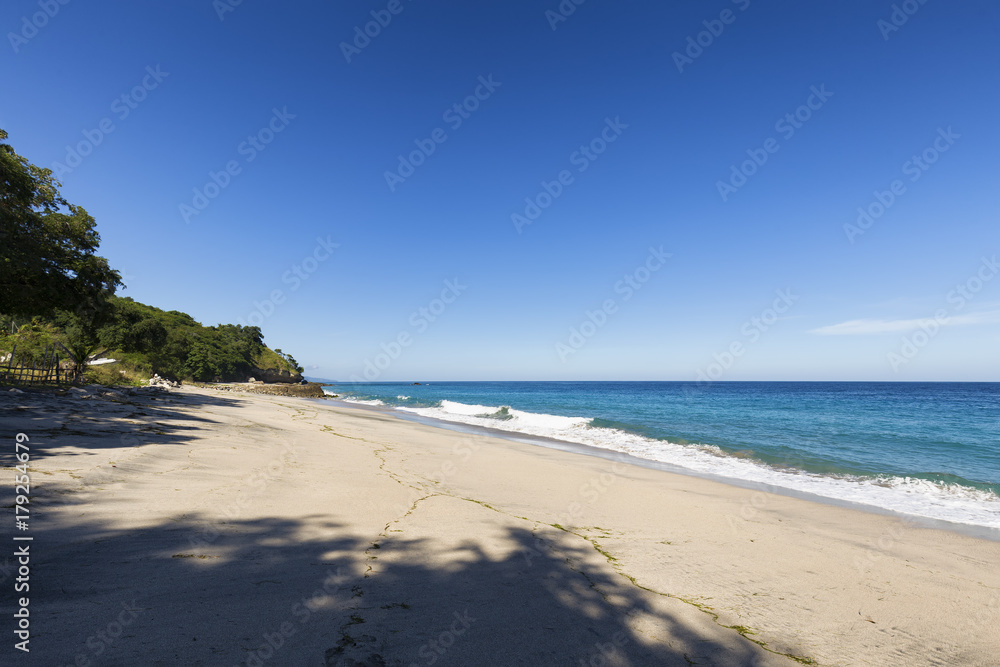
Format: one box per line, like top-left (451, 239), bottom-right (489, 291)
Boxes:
top-left (2, 385), bottom-right (998, 666)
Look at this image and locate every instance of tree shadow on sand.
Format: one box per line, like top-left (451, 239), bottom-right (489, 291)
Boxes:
top-left (0, 387), bottom-right (254, 465)
top-left (18, 506), bottom-right (785, 666)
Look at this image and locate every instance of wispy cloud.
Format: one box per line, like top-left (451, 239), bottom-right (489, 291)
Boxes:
top-left (809, 310), bottom-right (1000, 336)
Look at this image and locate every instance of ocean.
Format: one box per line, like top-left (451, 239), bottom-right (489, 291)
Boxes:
top-left (319, 381), bottom-right (1000, 531)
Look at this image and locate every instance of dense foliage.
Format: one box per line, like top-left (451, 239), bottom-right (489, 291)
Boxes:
top-left (96, 297), bottom-right (271, 381)
top-left (1, 297), bottom-right (299, 382)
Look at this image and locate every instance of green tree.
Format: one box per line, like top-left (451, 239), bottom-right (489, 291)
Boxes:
top-left (277, 349), bottom-right (304, 373)
top-left (97, 298), bottom-right (168, 354)
top-left (0, 128), bottom-right (121, 318)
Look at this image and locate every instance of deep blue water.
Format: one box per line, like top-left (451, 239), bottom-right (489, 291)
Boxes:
top-left (319, 381), bottom-right (1000, 528)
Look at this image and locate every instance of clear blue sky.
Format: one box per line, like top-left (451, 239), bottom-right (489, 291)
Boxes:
top-left (3, 1), bottom-right (998, 381)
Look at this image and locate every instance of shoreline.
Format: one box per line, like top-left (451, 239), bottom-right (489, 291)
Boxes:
top-left (317, 394), bottom-right (1000, 541)
top-left (4, 384), bottom-right (999, 665)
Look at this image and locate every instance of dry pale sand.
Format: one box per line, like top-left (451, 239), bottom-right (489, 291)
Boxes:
top-left (1, 385), bottom-right (998, 666)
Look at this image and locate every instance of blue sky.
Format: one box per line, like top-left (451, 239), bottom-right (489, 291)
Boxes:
top-left (3, 0), bottom-right (998, 381)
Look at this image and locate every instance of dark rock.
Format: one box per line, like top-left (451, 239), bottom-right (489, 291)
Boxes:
top-left (220, 382), bottom-right (324, 399)
top-left (248, 367), bottom-right (303, 384)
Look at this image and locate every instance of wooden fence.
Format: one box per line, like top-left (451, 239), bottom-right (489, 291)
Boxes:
top-left (1, 344), bottom-right (63, 386)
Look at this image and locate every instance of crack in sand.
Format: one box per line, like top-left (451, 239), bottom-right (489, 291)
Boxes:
top-left (405, 490), bottom-right (817, 665)
top-left (309, 410), bottom-right (818, 664)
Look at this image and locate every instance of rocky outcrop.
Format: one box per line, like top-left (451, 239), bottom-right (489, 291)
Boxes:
top-left (214, 382), bottom-right (324, 398)
top-left (248, 367), bottom-right (303, 384)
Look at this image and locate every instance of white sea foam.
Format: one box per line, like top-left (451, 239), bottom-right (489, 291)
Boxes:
top-left (396, 400), bottom-right (1000, 529)
top-left (397, 395), bottom-right (410, 400)
top-left (340, 397), bottom-right (385, 406)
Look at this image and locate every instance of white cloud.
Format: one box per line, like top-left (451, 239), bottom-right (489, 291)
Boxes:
top-left (809, 310), bottom-right (1000, 335)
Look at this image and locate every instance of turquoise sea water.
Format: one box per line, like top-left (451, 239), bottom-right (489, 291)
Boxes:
top-left (319, 382), bottom-right (1000, 530)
